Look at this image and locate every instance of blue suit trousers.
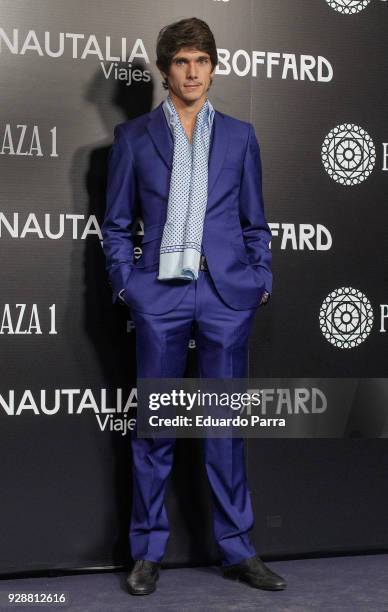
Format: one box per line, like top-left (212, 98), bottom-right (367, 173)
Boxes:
top-left (129, 268), bottom-right (258, 566)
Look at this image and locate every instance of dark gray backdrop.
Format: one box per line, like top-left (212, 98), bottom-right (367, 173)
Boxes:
top-left (0, 0), bottom-right (387, 575)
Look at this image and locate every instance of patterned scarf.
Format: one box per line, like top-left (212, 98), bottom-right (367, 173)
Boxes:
top-left (158, 95), bottom-right (211, 281)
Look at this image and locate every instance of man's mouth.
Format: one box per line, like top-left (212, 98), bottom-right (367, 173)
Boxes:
top-left (184, 84), bottom-right (200, 88)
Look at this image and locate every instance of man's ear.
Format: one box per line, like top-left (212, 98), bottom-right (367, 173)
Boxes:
top-left (158, 65), bottom-right (168, 80)
top-left (208, 68), bottom-right (216, 89)
top-left (158, 68), bottom-right (169, 87)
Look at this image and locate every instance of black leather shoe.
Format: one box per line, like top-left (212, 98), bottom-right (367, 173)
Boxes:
top-left (222, 554), bottom-right (286, 591)
top-left (126, 559), bottom-right (159, 595)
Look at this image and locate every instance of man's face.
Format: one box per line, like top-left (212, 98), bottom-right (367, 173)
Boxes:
top-left (161, 48), bottom-right (215, 104)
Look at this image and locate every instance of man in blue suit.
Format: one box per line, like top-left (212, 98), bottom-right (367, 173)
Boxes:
top-left (102, 17), bottom-right (286, 596)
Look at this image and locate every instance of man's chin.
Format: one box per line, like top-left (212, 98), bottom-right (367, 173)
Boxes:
top-left (181, 88), bottom-right (205, 102)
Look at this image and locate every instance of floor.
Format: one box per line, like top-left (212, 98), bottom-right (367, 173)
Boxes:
top-left (0, 554), bottom-right (387, 611)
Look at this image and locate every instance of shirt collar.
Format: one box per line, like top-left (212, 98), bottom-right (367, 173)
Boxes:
top-left (162, 95), bottom-right (215, 133)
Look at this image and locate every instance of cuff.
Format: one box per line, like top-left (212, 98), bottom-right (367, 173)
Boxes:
top-left (260, 290), bottom-right (271, 305)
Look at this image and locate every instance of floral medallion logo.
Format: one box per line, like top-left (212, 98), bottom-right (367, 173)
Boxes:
top-left (326, 0), bottom-right (372, 14)
top-left (320, 287), bottom-right (373, 349)
top-left (321, 124), bottom-right (376, 185)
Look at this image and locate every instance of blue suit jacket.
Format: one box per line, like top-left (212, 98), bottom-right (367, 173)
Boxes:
top-left (101, 101), bottom-right (272, 314)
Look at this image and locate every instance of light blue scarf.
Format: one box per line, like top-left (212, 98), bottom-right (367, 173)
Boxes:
top-left (158, 95), bottom-right (212, 281)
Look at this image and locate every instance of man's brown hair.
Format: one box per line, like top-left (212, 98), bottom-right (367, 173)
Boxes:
top-left (156, 17), bottom-right (218, 90)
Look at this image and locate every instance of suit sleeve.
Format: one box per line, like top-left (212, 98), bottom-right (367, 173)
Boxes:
top-left (239, 123), bottom-right (272, 296)
top-left (101, 124), bottom-right (138, 304)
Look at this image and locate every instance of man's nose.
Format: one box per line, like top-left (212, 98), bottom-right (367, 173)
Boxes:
top-left (187, 62), bottom-right (199, 79)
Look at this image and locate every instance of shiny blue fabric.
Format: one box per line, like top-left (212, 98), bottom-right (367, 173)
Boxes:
top-left (129, 269), bottom-right (257, 566)
top-left (101, 101), bottom-right (272, 312)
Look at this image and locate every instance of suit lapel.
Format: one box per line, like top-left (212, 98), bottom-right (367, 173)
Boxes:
top-left (146, 102), bottom-right (229, 199)
top-left (146, 102), bottom-right (173, 169)
top-left (207, 110), bottom-right (229, 198)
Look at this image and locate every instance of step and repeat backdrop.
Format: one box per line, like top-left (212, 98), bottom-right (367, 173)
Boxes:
top-left (1, 0), bottom-right (387, 574)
